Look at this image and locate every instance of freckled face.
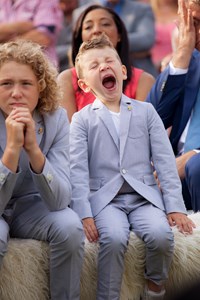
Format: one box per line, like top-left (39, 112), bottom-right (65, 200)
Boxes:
top-left (0, 61), bottom-right (40, 117)
top-left (81, 8), bottom-right (120, 48)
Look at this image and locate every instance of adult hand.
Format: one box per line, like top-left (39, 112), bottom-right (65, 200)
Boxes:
top-left (82, 217), bottom-right (99, 242)
top-left (172, 0), bottom-right (196, 69)
top-left (167, 212), bottom-right (196, 234)
top-left (176, 151), bottom-right (196, 179)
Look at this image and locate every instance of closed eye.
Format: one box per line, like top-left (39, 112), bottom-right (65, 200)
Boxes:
top-left (0, 81), bottom-right (12, 86)
top-left (22, 81), bottom-right (33, 85)
top-left (89, 63), bottom-right (98, 70)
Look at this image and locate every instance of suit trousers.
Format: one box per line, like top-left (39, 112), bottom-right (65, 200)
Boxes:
top-left (183, 152), bottom-right (200, 212)
top-left (0, 197), bottom-right (84, 300)
top-left (94, 193), bottom-right (174, 300)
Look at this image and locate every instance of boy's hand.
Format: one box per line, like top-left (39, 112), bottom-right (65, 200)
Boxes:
top-left (82, 217), bottom-right (99, 242)
top-left (167, 212), bottom-right (196, 234)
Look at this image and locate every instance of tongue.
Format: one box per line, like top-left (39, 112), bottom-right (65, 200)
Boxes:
top-left (103, 80), bottom-right (114, 89)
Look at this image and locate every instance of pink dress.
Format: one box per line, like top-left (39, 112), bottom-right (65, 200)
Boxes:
top-left (71, 67), bottom-right (144, 111)
top-left (151, 22), bottom-right (176, 65)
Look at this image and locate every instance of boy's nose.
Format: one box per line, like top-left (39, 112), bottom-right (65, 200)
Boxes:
top-left (100, 64), bottom-right (110, 71)
top-left (11, 85), bottom-right (22, 98)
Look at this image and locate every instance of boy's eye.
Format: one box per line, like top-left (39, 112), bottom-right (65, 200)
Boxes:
top-left (0, 81), bottom-right (12, 86)
top-left (23, 81), bottom-right (32, 85)
top-left (90, 63), bottom-right (98, 69)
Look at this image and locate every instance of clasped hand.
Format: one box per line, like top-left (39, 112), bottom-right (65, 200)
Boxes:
top-left (5, 107), bottom-right (37, 151)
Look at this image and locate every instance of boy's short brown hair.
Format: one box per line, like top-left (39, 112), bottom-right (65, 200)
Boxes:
top-left (75, 33), bottom-right (122, 79)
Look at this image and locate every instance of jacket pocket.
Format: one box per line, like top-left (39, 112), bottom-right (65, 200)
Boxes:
top-left (143, 174), bottom-right (156, 186)
top-left (89, 178), bottom-right (102, 191)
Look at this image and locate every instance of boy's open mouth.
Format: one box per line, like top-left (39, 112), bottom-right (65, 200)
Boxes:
top-left (102, 75), bottom-right (116, 89)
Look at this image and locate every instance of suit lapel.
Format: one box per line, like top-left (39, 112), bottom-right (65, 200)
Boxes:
top-left (172, 51), bottom-right (200, 148)
top-left (180, 52), bottom-right (200, 131)
top-left (33, 110), bottom-right (44, 147)
top-left (119, 95), bottom-right (132, 162)
top-left (92, 99), bottom-right (119, 150)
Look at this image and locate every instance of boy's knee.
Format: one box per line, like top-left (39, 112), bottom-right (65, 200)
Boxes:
top-left (100, 230), bottom-right (128, 253)
top-left (145, 227), bottom-right (174, 253)
top-left (50, 214), bottom-right (84, 250)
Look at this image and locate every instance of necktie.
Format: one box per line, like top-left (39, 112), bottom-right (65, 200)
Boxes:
top-left (184, 88), bottom-right (200, 152)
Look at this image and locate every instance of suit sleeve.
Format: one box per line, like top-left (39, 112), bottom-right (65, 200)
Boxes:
top-left (31, 108), bottom-right (71, 211)
top-left (147, 103), bottom-right (187, 213)
top-left (70, 112), bottom-right (93, 220)
top-left (146, 66), bottom-right (187, 129)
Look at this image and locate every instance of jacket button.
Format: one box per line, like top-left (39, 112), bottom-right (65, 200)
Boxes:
top-left (121, 169), bottom-right (126, 174)
top-left (0, 173), bottom-right (6, 183)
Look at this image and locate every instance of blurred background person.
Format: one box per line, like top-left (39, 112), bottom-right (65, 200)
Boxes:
top-left (72, 0), bottom-right (158, 77)
top-left (0, 0), bottom-right (62, 67)
top-left (150, 0), bottom-right (178, 73)
top-left (57, 4), bottom-right (155, 121)
top-left (56, 0), bottom-right (81, 72)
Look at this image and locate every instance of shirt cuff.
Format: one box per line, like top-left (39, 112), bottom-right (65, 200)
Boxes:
top-left (193, 149), bottom-right (200, 154)
top-left (169, 61), bottom-right (188, 75)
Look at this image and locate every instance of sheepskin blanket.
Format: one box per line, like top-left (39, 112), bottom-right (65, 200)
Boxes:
top-left (0, 213), bottom-right (200, 300)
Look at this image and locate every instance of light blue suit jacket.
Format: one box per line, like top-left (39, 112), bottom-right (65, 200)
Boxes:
top-left (70, 94), bottom-right (186, 219)
top-left (0, 107), bottom-right (71, 216)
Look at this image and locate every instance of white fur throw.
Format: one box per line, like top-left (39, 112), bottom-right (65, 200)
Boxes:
top-left (0, 213), bottom-right (200, 300)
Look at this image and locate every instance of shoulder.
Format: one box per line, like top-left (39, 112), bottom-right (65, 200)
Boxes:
top-left (138, 71), bottom-right (155, 92)
top-left (139, 71), bottom-right (155, 83)
top-left (57, 68), bottom-right (76, 92)
top-left (123, 94), bottom-right (154, 111)
top-left (57, 68), bottom-right (73, 82)
top-left (123, 0), bottom-right (153, 13)
top-left (43, 107), bottom-right (69, 126)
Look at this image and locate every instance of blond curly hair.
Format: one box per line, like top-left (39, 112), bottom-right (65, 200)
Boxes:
top-left (0, 39), bottom-right (61, 114)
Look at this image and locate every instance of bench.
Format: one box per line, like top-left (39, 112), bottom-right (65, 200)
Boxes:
top-left (1, 213), bottom-right (200, 300)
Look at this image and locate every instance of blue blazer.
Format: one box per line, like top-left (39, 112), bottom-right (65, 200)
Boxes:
top-left (0, 107), bottom-right (71, 216)
top-left (147, 50), bottom-right (200, 155)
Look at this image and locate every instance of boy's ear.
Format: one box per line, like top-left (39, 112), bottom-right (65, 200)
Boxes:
top-left (122, 65), bottom-right (127, 80)
top-left (78, 79), bottom-right (91, 93)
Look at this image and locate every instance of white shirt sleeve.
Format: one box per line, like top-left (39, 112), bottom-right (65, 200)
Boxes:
top-left (169, 61), bottom-right (188, 75)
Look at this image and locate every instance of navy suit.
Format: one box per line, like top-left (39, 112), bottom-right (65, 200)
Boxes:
top-left (147, 49), bottom-right (200, 211)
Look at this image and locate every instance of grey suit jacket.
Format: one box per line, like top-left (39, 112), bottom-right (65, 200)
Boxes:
top-left (0, 107), bottom-right (71, 216)
top-left (70, 94), bottom-right (186, 219)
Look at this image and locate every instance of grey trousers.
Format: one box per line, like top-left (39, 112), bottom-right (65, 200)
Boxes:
top-left (94, 193), bottom-right (174, 300)
top-left (0, 198), bottom-right (84, 300)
